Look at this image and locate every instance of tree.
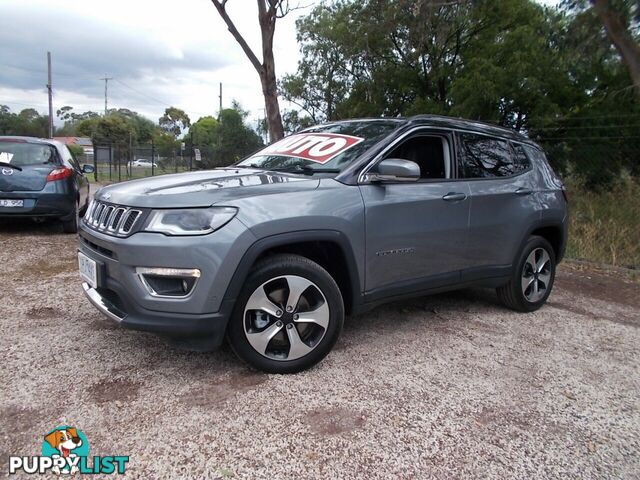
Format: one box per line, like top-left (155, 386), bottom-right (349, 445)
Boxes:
top-left (159, 107), bottom-right (191, 138)
top-left (212, 102), bottom-right (264, 166)
top-left (188, 116), bottom-right (219, 146)
top-left (209, 0), bottom-right (293, 141)
top-left (590, 0), bottom-right (640, 93)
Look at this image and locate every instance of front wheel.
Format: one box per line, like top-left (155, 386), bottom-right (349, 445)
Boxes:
top-left (227, 254), bottom-right (344, 374)
top-left (497, 235), bottom-right (556, 312)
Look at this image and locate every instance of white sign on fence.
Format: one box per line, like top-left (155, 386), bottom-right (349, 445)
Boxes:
top-left (194, 148), bottom-right (201, 162)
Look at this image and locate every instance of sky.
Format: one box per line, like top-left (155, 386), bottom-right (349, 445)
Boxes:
top-left (0, 0), bottom-right (560, 129)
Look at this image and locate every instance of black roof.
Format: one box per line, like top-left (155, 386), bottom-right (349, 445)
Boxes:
top-left (407, 114), bottom-right (534, 145)
top-left (318, 114), bottom-right (536, 146)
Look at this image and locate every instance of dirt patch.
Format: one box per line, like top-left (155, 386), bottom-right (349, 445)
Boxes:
top-left (179, 371), bottom-right (267, 408)
top-left (26, 305), bottom-right (63, 319)
top-left (0, 406), bottom-right (47, 464)
top-left (32, 258), bottom-right (76, 277)
top-left (547, 300), bottom-right (594, 318)
top-left (87, 378), bottom-right (141, 404)
top-left (302, 407), bottom-right (366, 435)
top-left (556, 265), bottom-right (640, 309)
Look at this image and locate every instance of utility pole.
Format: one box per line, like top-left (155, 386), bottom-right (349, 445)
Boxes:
top-left (47, 52), bottom-right (53, 138)
top-left (100, 75), bottom-right (113, 115)
top-left (219, 82), bottom-right (222, 114)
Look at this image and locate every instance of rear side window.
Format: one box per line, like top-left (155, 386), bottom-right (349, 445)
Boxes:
top-left (512, 143), bottom-right (532, 173)
top-left (457, 133), bottom-right (515, 178)
top-left (0, 141), bottom-right (57, 167)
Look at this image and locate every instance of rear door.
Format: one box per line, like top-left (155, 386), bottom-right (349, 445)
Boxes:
top-left (456, 132), bottom-right (541, 275)
top-left (0, 140), bottom-right (59, 192)
top-left (360, 129), bottom-right (471, 295)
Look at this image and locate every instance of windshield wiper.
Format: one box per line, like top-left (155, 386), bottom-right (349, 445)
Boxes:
top-left (0, 162), bottom-right (22, 171)
top-left (271, 165), bottom-right (341, 176)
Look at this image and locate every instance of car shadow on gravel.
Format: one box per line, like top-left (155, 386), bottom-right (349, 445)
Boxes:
top-left (0, 218), bottom-right (65, 234)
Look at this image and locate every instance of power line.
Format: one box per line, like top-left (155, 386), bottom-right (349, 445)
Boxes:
top-left (112, 78), bottom-right (173, 108)
top-left (538, 135), bottom-right (640, 140)
top-left (531, 123), bottom-right (640, 130)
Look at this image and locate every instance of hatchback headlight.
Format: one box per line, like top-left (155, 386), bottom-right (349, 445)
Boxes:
top-left (144, 207), bottom-right (237, 236)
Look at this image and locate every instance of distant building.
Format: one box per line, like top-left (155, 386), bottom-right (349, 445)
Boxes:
top-left (53, 137), bottom-right (93, 156)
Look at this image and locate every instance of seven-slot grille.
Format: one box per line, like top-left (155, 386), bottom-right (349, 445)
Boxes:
top-left (84, 200), bottom-right (142, 236)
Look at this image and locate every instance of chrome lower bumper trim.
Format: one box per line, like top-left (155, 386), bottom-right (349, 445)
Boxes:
top-left (82, 282), bottom-right (126, 323)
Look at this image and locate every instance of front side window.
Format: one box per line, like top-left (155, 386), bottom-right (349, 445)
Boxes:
top-left (384, 135), bottom-right (450, 180)
top-left (458, 133), bottom-right (514, 178)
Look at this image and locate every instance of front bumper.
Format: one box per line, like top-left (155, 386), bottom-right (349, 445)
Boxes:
top-left (81, 281), bottom-right (232, 344)
top-left (78, 216), bottom-right (257, 345)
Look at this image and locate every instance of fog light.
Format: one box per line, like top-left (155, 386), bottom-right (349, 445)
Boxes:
top-left (136, 267), bottom-right (200, 297)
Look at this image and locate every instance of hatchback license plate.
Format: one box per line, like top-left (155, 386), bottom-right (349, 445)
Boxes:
top-left (0, 199), bottom-right (23, 207)
top-left (78, 252), bottom-right (98, 288)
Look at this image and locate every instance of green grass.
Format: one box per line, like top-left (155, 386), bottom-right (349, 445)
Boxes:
top-left (89, 166), bottom-right (191, 183)
top-left (566, 179), bottom-right (640, 269)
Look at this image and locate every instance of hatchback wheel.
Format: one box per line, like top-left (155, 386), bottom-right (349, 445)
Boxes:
top-left (497, 235), bottom-right (556, 312)
top-left (61, 203), bottom-right (78, 234)
top-left (228, 254), bottom-right (344, 373)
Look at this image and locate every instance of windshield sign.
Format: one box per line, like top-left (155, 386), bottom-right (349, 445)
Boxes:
top-left (252, 133), bottom-right (364, 164)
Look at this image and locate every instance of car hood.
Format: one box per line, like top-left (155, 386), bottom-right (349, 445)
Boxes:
top-left (95, 168), bottom-right (321, 208)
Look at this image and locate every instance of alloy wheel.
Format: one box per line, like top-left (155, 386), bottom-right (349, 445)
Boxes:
top-left (243, 275), bottom-right (330, 361)
top-left (521, 247), bottom-right (552, 303)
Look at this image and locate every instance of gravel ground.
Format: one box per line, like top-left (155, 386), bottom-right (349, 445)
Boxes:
top-left (1, 214), bottom-right (639, 479)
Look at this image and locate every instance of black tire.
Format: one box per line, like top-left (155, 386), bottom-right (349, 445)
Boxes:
top-left (227, 254), bottom-right (344, 374)
top-left (497, 235), bottom-right (556, 312)
top-left (61, 204), bottom-right (78, 234)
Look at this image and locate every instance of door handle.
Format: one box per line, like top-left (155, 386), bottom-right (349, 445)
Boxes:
top-left (442, 192), bottom-right (467, 202)
top-left (515, 187), bottom-right (533, 196)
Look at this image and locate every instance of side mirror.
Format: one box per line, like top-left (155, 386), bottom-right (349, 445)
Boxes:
top-left (366, 158), bottom-right (420, 183)
top-left (82, 164), bottom-right (95, 174)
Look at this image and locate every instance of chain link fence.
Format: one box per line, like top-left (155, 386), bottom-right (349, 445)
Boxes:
top-left (90, 143), bottom-right (225, 183)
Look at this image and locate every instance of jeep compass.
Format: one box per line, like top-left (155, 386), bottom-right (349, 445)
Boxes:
top-left (78, 115), bottom-right (567, 373)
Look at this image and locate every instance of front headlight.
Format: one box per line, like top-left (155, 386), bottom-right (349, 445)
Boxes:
top-left (144, 207), bottom-right (237, 236)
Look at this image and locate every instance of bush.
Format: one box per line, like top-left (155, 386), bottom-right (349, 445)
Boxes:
top-left (566, 178), bottom-right (640, 268)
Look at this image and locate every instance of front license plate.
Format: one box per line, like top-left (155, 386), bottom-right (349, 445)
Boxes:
top-left (0, 199), bottom-right (23, 207)
top-left (78, 252), bottom-right (98, 288)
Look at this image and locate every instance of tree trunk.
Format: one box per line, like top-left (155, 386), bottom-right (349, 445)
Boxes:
top-left (211, 0), bottom-right (286, 141)
top-left (260, 67), bottom-right (284, 141)
top-left (591, 0), bottom-right (640, 93)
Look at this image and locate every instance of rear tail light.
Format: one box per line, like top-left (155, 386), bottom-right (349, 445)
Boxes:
top-left (46, 167), bottom-right (73, 182)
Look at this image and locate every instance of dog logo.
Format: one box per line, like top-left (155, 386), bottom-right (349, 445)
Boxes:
top-left (42, 426), bottom-right (88, 474)
top-left (1, 168), bottom-right (13, 176)
top-left (9, 426), bottom-right (128, 475)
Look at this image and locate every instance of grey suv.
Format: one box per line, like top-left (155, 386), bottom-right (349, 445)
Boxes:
top-left (78, 115), bottom-right (567, 373)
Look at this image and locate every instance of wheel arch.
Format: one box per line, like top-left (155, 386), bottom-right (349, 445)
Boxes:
top-left (518, 220), bottom-right (567, 266)
top-left (222, 230), bottom-right (362, 315)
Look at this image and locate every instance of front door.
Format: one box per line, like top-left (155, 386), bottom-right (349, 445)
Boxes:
top-left (360, 131), bottom-right (471, 295)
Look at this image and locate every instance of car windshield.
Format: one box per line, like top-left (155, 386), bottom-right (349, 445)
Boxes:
top-left (237, 120), bottom-right (401, 173)
top-left (0, 141), bottom-right (57, 166)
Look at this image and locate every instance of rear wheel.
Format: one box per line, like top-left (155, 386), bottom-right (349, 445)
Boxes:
top-left (61, 203), bottom-right (78, 233)
top-left (227, 254), bottom-right (344, 374)
top-left (497, 235), bottom-right (556, 312)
